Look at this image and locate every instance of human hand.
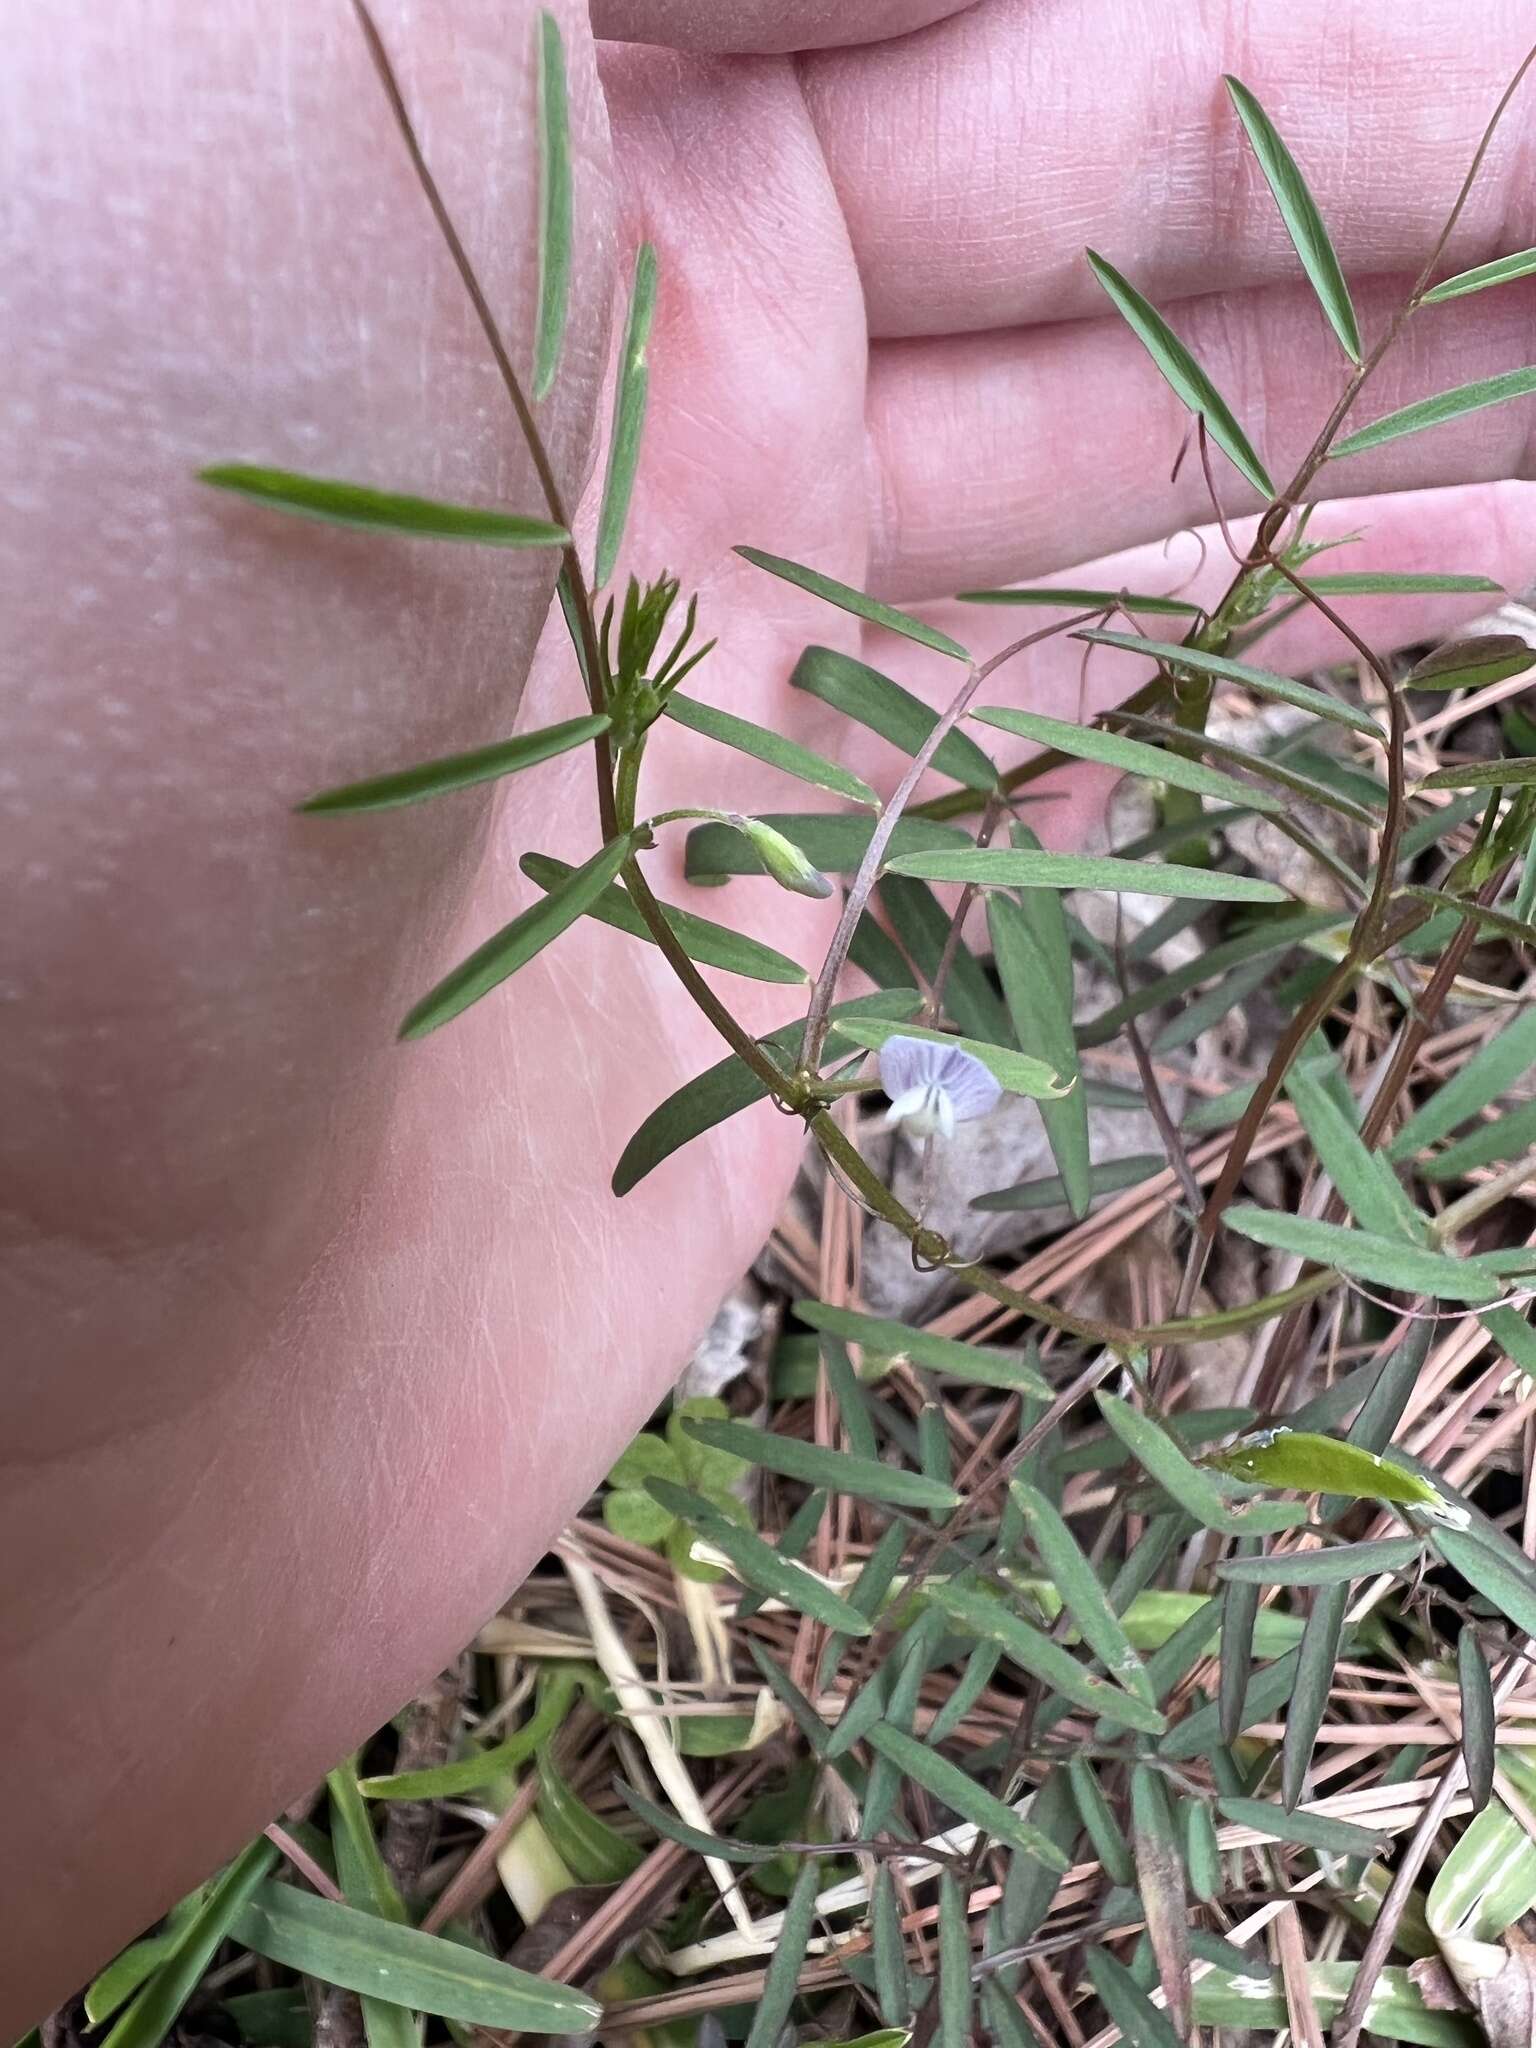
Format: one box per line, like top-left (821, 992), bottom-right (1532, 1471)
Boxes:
top-left (5, 0), bottom-right (1534, 2021)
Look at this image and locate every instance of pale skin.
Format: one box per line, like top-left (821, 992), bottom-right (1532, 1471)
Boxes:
top-left (3, 0), bottom-right (1534, 2025)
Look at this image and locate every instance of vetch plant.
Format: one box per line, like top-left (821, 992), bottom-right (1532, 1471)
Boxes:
top-left (94, 7), bottom-right (1536, 2048)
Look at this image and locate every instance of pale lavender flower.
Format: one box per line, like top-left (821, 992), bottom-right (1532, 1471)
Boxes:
top-left (880, 1034), bottom-right (1002, 1141)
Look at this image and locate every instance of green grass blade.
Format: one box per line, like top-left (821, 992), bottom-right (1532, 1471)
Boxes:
top-left (680, 1415), bottom-right (960, 1512)
top-left (825, 1014), bottom-right (1067, 1099)
top-left (974, 704), bottom-right (1283, 811)
top-left (792, 1300), bottom-right (1048, 1395)
top-left (988, 869), bottom-right (1090, 1216)
top-left (1333, 365), bottom-right (1536, 458)
top-left (791, 644), bottom-right (995, 789)
top-left (1225, 76), bottom-right (1361, 362)
top-left (885, 846), bottom-right (1287, 903)
top-left (301, 714), bottom-right (608, 814)
top-left (1077, 628), bottom-right (1385, 735)
top-left (1424, 247), bottom-right (1536, 302)
top-left (663, 691), bottom-right (879, 808)
top-left (1223, 1206), bottom-right (1504, 1301)
top-left (199, 465), bottom-right (567, 547)
top-left (520, 852), bottom-right (808, 984)
top-left (361, 1670), bottom-right (582, 1801)
top-left (532, 12), bottom-right (572, 400)
top-left (232, 1883), bottom-right (599, 2030)
top-left (610, 988), bottom-right (917, 1195)
top-left (400, 832), bottom-right (637, 1039)
top-left (737, 553), bottom-right (969, 663)
top-left (1086, 250), bottom-right (1273, 495)
top-left (328, 1763), bottom-right (417, 2048)
top-left (594, 243), bottom-right (658, 587)
top-left (102, 1840), bottom-right (279, 2048)
top-left (865, 1723), bottom-right (1070, 1869)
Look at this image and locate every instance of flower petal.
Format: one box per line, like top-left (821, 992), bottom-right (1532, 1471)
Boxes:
top-left (877, 1033), bottom-right (949, 1103)
top-left (933, 1045), bottom-right (1003, 1123)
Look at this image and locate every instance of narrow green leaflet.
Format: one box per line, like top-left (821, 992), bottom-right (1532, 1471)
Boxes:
top-left (1162, 1650), bottom-right (1301, 1759)
top-left (1108, 710), bottom-right (1378, 826)
top-left (879, 873), bottom-right (1012, 1043)
top-left (937, 1873), bottom-right (972, 2048)
top-left (1077, 628), bottom-right (1385, 736)
top-left (791, 643), bottom-right (996, 790)
top-left (537, 1750), bottom-right (643, 1883)
top-left (199, 466), bottom-right (567, 547)
top-left (301, 714), bottom-right (609, 814)
top-left (520, 853), bottom-right (808, 984)
top-left (885, 846), bottom-right (1287, 903)
top-left (1419, 755), bottom-right (1536, 791)
top-left (1306, 570), bottom-right (1505, 595)
top-left (865, 1723), bottom-right (1070, 1869)
top-left (1096, 1393), bottom-right (1307, 1536)
top-left (792, 1300), bottom-right (1049, 1396)
top-left (611, 988), bottom-right (918, 1195)
top-left (647, 1478), bottom-right (872, 1632)
top-left (1184, 1801), bottom-right (1222, 1904)
top-left (232, 1882), bottom-right (599, 2031)
top-left (973, 704), bottom-right (1281, 811)
top-left (1408, 634), bottom-right (1536, 693)
top-left (685, 810), bottom-right (967, 884)
top-left (988, 859), bottom-right (1090, 1215)
top-left (664, 691), bottom-right (879, 807)
top-left (101, 1840), bottom-right (279, 2048)
top-left (1459, 1631), bottom-right (1496, 1812)
top-left (361, 1667), bottom-right (586, 1800)
top-left (1223, 1206), bottom-right (1504, 1301)
top-left (871, 1865), bottom-right (911, 2028)
top-left (612, 1782), bottom-right (786, 1865)
top-left (400, 832), bottom-right (637, 1038)
top-left (1225, 76), bottom-right (1361, 362)
top-left (1389, 1004), bottom-right (1536, 1158)
top-left (1086, 250), bottom-right (1273, 494)
top-left (1011, 1481), bottom-right (1155, 1704)
top-left (924, 1577), bottom-right (1168, 1733)
top-left (744, 1861), bottom-right (821, 2048)
top-left (737, 551), bottom-right (969, 662)
top-left (1425, 1100), bottom-right (1536, 1182)
top-left (1217, 1535), bottom-right (1423, 1585)
top-left (1333, 366), bottom-right (1536, 459)
top-left (532, 12), bottom-right (572, 399)
top-left (1284, 1060), bottom-right (1427, 1242)
top-left (681, 1415), bottom-right (960, 1512)
top-left (1080, 907), bottom-right (1347, 1047)
top-left (1084, 1948), bottom-right (1184, 2048)
top-left (1219, 1561), bottom-right (1260, 1747)
top-left (1217, 1795), bottom-right (1388, 1858)
top-left (1068, 1755), bottom-right (1134, 1884)
top-left (826, 1015), bottom-right (1068, 1100)
top-left (594, 243), bottom-right (658, 587)
top-left (957, 584), bottom-right (1199, 614)
top-left (1424, 247), bottom-right (1536, 302)
top-left (1283, 1580), bottom-right (1349, 1807)
top-left (973, 1153), bottom-right (1162, 1213)
top-left (1434, 1523), bottom-right (1536, 1642)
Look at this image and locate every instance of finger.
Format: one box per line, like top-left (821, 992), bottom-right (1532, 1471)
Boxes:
top-left (1, 0), bottom-right (610, 2026)
top-left (593, 0), bottom-right (981, 54)
top-left (803, 0), bottom-right (1536, 339)
top-left (835, 482), bottom-right (1536, 838)
top-left (866, 274), bottom-right (1536, 600)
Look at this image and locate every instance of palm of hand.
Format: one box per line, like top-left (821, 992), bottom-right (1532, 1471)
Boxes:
top-left (5, 0), bottom-right (1535, 2023)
